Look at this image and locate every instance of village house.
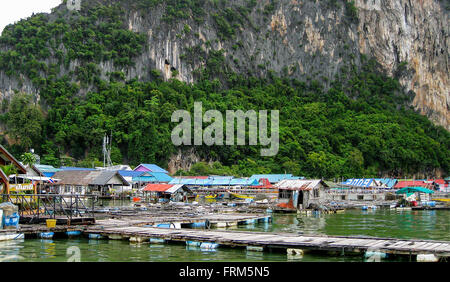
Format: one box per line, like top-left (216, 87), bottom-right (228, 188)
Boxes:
top-left (0, 145), bottom-right (30, 195)
top-left (142, 183), bottom-right (193, 203)
top-left (275, 179), bottom-right (328, 210)
top-left (51, 170), bottom-right (130, 197)
top-left (118, 170), bottom-right (173, 189)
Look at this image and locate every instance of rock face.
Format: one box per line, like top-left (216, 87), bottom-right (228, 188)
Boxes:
top-left (356, 0), bottom-right (449, 130)
top-left (0, 0), bottom-right (448, 129)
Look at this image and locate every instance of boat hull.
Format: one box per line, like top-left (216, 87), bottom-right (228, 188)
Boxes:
top-left (0, 233), bottom-right (24, 241)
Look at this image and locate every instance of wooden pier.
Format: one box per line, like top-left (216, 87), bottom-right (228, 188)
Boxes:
top-left (83, 226), bottom-right (450, 260)
top-left (92, 213), bottom-right (271, 229)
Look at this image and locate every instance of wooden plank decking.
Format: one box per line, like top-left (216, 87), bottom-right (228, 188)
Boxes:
top-left (84, 226), bottom-right (450, 257)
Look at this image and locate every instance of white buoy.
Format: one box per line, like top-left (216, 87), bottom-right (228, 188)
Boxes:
top-left (417, 254), bottom-right (439, 262)
top-left (287, 248), bottom-right (304, 256)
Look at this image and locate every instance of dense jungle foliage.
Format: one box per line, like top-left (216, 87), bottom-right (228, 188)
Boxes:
top-left (0, 1), bottom-right (448, 179)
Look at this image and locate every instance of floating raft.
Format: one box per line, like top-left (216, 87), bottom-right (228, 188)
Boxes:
top-left (83, 226), bottom-right (450, 259)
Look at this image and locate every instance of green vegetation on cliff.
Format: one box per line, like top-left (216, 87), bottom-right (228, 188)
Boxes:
top-left (0, 1), bottom-right (448, 178)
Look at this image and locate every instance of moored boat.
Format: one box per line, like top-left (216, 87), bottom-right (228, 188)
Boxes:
top-left (0, 232), bottom-right (24, 241)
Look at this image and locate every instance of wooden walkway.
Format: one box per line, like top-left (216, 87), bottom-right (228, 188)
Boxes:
top-left (84, 226), bottom-right (450, 258)
top-left (93, 214), bottom-right (271, 228)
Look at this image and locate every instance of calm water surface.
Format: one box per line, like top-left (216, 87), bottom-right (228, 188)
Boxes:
top-left (0, 209), bottom-right (448, 262)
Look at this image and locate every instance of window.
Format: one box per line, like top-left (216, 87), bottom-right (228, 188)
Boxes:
top-left (75, 186), bottom-right (83, 194)
top-left (357, 195), bottom-right (364, 200)
top-left (279, 190), bottom-right (292, 199)
top-left (313, 189), bottom-right (320, 198)
top-left (64, 186), bottom-right (71, 193)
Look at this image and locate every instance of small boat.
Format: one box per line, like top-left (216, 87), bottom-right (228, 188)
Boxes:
top-left (228, 191), bottom-right (254, 200)
top-left (205, 194), bottom-right (224, 200)
top-left (433, 198), bottom-right (450, 202)
top-left (0, 232), bottom-right (24, 241)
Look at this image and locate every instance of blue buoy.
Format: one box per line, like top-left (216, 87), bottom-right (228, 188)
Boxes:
top-left (186, 241), bottom-right (201, 247)
top-left (39, 232), bottom-right (54, 239)
top-left (88, 233), bottom-right (104, 240)
top-left (362, 206), bottom-right (368, 211)
top-left (149, 238), bottom-right (165, 244)
top-left (190, 221), bottom-right (206, 228)
top-left (66, 230), bottom-right (81, 238)
top-left (200, 242), bottom-right (219, 249)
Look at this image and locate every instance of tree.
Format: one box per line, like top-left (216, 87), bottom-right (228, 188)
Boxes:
top-left (20, 152), bottom-right (37, 167)
top-left (5, 93), bottom-right (44, 151)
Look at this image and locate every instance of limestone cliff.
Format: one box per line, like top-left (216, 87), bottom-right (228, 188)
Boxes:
top-left (0, 0), bottom-right (448, 130)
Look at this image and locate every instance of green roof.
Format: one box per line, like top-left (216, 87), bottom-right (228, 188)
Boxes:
top-left (395, 187), bottom-right (434, 194)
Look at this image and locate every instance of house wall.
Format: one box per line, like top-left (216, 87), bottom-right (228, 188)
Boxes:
top-left (107, 174), bottom-right (127, 185)
top-left (327, 193), bottom-right (387, 201)
top-left (57, 185), bottom-right (88, 195)
top-left (278, 185), bottom-right (326, 209)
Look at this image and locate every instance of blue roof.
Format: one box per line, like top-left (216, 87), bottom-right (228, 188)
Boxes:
top-left (118, 170), bottom-right (145, 178)
top-left (342, 178), bottom-right (375, 187)
top-left (150, 172), bottom-right (173, 182)
top-left (43, 172), bottom-right (56, 178)
top-left (374, 178), bottom-right (398, 188)
top-left (134, 164), bottom-right (168, 173)
top-left (248, 174), bottom-right (302, 183)
top-left (169, 176), bottom-right (258, 186)
top-left (120, 171), bottom-right (173, 183)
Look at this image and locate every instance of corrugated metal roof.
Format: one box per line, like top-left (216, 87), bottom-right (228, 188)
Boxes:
top-left (134, 164), bottom-right (168, 173)
top-left (143, 184), bottom-right (173, 192)
top-left (275, 179), bottom-right (326, 190)
top-left (394, 181), bottom-right (432, 189)
top-left (59, 166), bottom-right (97, 171)
top-left (90, 171), bottom-right (119, 185)
top-left (150, 172), bottom-right (173, 182)
top-left (118, 170), bottom-right (145, 178)
top-left (374, 178), bottom-right (398, 188)
top-left (248, 174), bottom-right (302, 183)
top-left (35, 164), bottom-right (61, 172)
top-left (52, 170), bottom-right (129, 186)
top-left (166, 184), bottom-right (187, 194)
top-left (169, 177), bottom-right (258, 186)
top-left (175, 176), bottom-right (209, 179)
top-left (341, 178), bottom-right (377, 187)
top-left (143, 184), bottom-right (187, 193)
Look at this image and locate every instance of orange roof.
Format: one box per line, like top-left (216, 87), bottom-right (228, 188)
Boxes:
top-left (143, 184), bottom-right (173, 192)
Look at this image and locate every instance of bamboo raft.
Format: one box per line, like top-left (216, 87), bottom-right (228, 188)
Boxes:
top-left (83, 226), bottom-right (450, 259)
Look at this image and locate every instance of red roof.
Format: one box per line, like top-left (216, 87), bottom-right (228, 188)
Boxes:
top-left (143, 184), bottom-right (173, 192)
top-left (394, 181), bottom-right (431, 189)
top-left (251, 178), bottom-right (274, 189)
top-left (428, 179), bottom-right (445, 185)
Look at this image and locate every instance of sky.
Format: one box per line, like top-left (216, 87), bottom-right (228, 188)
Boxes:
top-left (0, 0), bottom-right (62, 34)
